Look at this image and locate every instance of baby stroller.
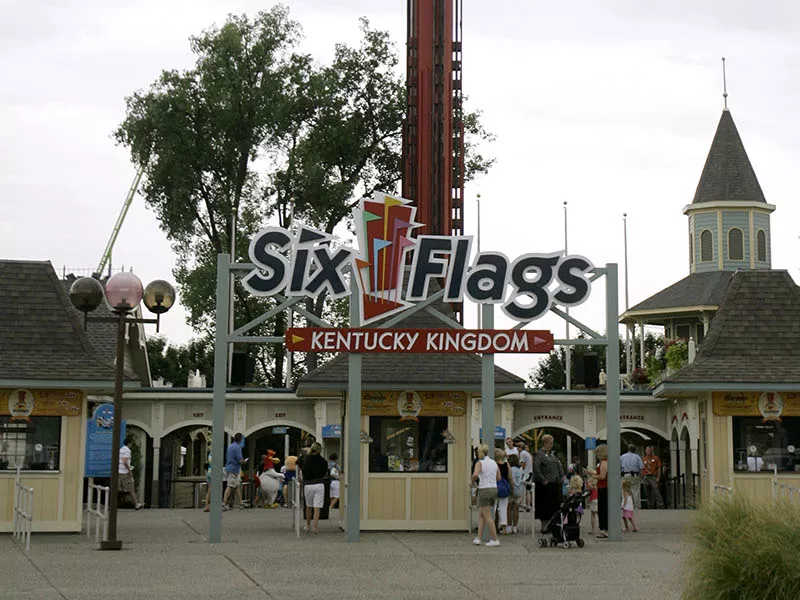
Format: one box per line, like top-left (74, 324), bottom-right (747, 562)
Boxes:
top-left (538, 491), bottom-right (589, 549)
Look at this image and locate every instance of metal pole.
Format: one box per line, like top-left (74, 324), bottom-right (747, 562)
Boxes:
top-left (210, 253), bottom-right (231, 543)
top-left (605, 263), bottom-right (622, 541)
top-left (480, 303), bottom-right (495, 447)
top-left (624, 213), bottom-right (631, 374)
top-left (100, 311), bottom-right (127, 550)
top-left (564, 201), bottom-right (571, 390)
top-left (476, 194), bottom-right (482, 329)
top-left (346, 273), bottom-right (362, 542)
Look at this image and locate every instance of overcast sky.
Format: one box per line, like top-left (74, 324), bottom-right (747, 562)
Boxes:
top-left (2, 0), bottom-right (799, 381)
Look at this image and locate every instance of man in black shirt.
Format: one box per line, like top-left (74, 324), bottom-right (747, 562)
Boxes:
top-left (301, 442), bottom-right (329, 533)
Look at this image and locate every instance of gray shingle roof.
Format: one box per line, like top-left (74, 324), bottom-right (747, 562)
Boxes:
top-left (0, 260), bottom-right (131, 383)
top-left (666, 270), bottom-right (800, 384)
top-left (624, 271), bottom-right (733, 315)
top-left (692, 110), bottom-right (766, 204)
top-left (297, 300), bottom-right (526, 391)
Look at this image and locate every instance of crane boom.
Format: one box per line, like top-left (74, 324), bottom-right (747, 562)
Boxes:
top-left (96, 167), bottom-right (145, 277)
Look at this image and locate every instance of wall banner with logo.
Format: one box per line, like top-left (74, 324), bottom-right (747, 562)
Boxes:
top-left (712, 391), bottom-right (800, 418)
top-left (1, 389), bottom-right (82, 418)
top-left (361, 391), bottom-right (467, 417)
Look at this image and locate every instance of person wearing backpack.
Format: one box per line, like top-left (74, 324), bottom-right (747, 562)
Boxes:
top-left (493, 448), bottom-right (512, 535)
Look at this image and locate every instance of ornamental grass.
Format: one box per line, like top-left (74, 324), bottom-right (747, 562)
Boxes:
top-left (683, 495), bottom-right (800, 600)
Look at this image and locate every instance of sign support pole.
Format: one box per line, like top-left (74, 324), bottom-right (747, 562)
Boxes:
top-left (210, 253), bottom-right (230, 543)
top-left (604, 263), bottom-right (622, 541)
top-left (346, 274), bottom-right (362, 542)
top-left (480, 303), bottom-right (495, 447)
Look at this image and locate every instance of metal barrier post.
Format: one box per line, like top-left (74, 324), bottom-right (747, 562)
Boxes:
top-left (772, 465), bottom-right (778, 506)
top-left (13, 467), bottom-right (33, 552)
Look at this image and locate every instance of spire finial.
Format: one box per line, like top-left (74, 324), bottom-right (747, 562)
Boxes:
top-left (722, 57), bottom-right (728, 110)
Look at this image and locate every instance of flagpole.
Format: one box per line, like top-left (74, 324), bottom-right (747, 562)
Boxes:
top-left (564, 201), bottom-right (570, 390)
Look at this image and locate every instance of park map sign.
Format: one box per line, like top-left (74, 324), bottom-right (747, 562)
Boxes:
top-left (243, 192), bottom-right (594, 353)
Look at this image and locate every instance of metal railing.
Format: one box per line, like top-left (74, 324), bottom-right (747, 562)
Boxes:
top-left (712, 484), bottom-right (733, 501)
top-left (772, 465), bottom-right (800, 506)
top-left (13, 467), bottom-right (33, 552)
top-left (86, 481), bottom-right (110, 543)
top-left (665, 473), bottom-right (700, 509)
top-left (290, 479), bottom-right (301, 538)
top-left (468, 481), bottom-right (536, 538)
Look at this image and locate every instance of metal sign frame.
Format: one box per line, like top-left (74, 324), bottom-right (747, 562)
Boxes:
top-left (209, 253), bottom-right (622, 543)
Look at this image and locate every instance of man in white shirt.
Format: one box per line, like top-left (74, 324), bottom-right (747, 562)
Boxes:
top-left (504, 437), bottom-right (519, 458)
top-left (620, 444), bottom-right (645, 509)
top-left (519, 442), bottom-right (533, 481)
top-left (119, 436), bottom-right (143, 510)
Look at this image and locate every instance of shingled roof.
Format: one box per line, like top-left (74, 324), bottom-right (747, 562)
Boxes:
top-left (664, 270), bottom-right (800, 384)
top-left (297, 298), bottom-right (526, 393)
top-left (692, 109), bottom-right (766, 204)
top-left (0, 260), bottom-right (135, 384)
top-left (622, 271), bottom-right (733, 319)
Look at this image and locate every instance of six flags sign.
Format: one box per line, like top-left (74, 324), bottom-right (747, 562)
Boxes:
top-left (242, 192), bottom-right (594, 354)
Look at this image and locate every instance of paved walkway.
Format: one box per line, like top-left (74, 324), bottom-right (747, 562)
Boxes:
top-left (1, 507), bottom-right (692, 599)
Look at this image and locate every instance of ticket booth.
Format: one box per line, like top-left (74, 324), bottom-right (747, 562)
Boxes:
top-left (0, 388), bottom-right (86, 532)
top-left (359, 391), bottom-right (470, 530)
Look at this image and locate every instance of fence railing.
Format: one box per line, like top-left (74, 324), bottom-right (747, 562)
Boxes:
top-left (468, 481), bottom-right (536, 538)
top-left (13, 467), bottom-right (33, 552)
top-left (772, 466), bottom-right (800, 506)
top-left (712, 484), bottom-right (733, 501)
top-left (86, 480), bottom-right (110, 543)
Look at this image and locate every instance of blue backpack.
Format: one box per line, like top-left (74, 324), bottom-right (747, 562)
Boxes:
top-left (497, 478), bottom-right (510, 498)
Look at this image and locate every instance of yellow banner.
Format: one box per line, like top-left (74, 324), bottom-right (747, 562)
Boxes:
top-left (712, 391), bottom-right (800, 417)
top-left (362, 391), bottom-right (467, 417)
top-left (0, 389), bottom-right (83, 417)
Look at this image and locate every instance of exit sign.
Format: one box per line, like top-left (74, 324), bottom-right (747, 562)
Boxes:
top-left (275, 412), bottom-right (286, 418)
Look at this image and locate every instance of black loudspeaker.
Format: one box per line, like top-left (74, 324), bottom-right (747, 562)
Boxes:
top-left (230, 352), bottom-right (255, 386)
top-left (584, 352), bottom-right (600, 388)
top-left (574, 351), bottom-right (585, 385)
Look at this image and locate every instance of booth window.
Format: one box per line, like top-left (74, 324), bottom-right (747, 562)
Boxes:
top-left (0, 417), bottom-right (61, 471)
top-left (369, 416), bottom-right (449, 473)
top-left (732, 417), bottom-right (800, 473)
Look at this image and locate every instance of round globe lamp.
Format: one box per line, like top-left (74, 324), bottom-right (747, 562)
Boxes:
top-left (143, 280), bottom-right (176, 315)
top-left (105, 272), bottom-right (143, 313)
top-left (69, 277), bottom-right (105, 314)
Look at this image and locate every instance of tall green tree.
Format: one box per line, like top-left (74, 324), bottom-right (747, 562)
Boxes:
top-left (116, 6), bottom-right (494, 385)
top-left (146, 336), bottom-right (214, 387)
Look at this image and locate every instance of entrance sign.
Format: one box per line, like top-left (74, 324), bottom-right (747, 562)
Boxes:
top-left (362, 391), bottom-right (467, 417)
top-left (286, 327), bottom-right (553, 354)
top-left (243, 192), bottom-right (594, 325)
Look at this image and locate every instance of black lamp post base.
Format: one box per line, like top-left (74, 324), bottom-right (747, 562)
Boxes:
top-left (99, 540), bottom-right (123, 551)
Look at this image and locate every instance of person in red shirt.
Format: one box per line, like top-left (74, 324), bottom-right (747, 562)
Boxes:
top-left (642, 446), bottom-right (664, 509)
top-left (585, 444), bottom-right (608, 538)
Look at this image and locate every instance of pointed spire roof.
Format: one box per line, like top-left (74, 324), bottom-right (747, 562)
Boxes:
top-left (692, 110), bottom-right (766, 204)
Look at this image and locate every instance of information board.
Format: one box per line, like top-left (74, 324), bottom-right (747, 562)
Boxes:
top-left (85, 404), bottom-right (126, 478)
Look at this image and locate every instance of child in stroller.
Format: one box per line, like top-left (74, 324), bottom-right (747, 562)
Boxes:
top-left (538, 475), bottom-right (588, 549)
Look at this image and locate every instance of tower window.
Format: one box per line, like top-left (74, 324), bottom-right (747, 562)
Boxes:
top-left (757, 230), bottom-right (767, 262)
top-left (728, 228), bottom-right (744, 261)
top-left (700, 230), bottom-right (713, 262)
top-left (689, 232), bottom-right (694, 265)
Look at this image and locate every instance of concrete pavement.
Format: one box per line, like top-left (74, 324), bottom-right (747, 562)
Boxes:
top-left (0, 507), bottom-right (691, 599)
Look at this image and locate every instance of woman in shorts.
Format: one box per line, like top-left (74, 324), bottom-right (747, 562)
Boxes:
top-left (471, 443), bottom-right (501, 547)
top-left (328, 453), bottom-right (341, 509)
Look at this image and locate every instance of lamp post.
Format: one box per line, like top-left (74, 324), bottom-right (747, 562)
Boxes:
top-left (70, 272), bottom-right (176, 550)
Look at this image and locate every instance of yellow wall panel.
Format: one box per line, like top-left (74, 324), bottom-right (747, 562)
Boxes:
top-left (712, 415), bottom-right (730, 487)
top-left (450, 416), bottom-right (468, 521)
top-left (62, 416), bottom-right (81, 521)
top-left (410, 478), bottom-right (448, 520)
top-left (368, 478), bottom-right (406, 520)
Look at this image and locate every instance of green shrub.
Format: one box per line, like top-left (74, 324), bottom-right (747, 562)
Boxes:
top-left (666, 340), bottom-right (688, 370)
top-left (683, 495), bottom-right (800, 599)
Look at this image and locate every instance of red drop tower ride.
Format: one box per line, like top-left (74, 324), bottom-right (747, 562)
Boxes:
top-left (402, 0), bottom-right (464, 238)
